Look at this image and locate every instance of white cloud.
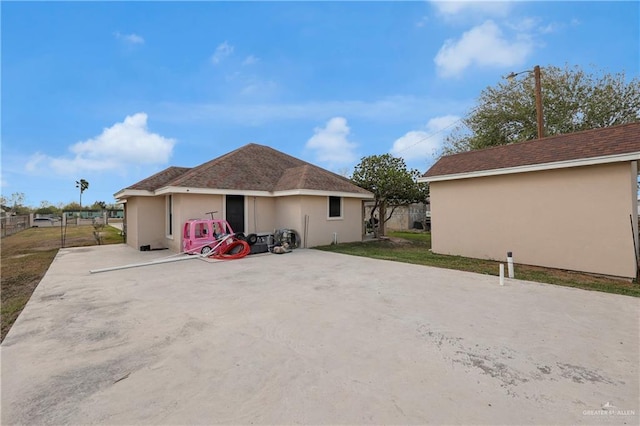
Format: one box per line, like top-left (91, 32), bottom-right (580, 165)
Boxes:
top-left (505, 17), bottom-right (538, 32)
top-left (416, 16), bottom-right (429, 28)
top-left (211, 41), bottom-right (234, 64)
top-left (390, 115), bottom-right (460, 162)
top-left (114, 32), bottom-right (145, 45)
top-left (26, 113), bottom-right (176, 176)
top-left (430, 1), bottom-right (513, 18)
top-left (434, 20), bottom-right (532, 77)
top-left (305, 117), bottom-right (358, 166)
top-left (538, 22), bottom-right (562, 34)
top-left (242, 55), bottom-right (259, 66)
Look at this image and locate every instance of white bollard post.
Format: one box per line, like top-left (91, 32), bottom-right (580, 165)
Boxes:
top-left (507, 251), bottom-right (514, 278)
top-left (499, 264), bottom-right (505, 286)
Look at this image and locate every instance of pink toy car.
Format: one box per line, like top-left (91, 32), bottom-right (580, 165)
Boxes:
top-left (183, 219), bottom-right (235, 255)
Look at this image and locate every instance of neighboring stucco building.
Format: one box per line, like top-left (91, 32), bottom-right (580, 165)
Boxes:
top-left (115, 144), bottom-right (373, 252)
top-left (419, 123), bottom-right (640, 279)
top-left (363, 201), bottom-right (430, 232)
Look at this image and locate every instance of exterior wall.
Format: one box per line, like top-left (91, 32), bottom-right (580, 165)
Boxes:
top-left (246, 196), bottom-right (276, 234)
top-left (171, 194), bottom-right (223, 252)
top-left (385, 206), bottom-right (410, 230)
top-left (430, 162), bottom-right (638, 279)
top-left (630, 161), bottom-right (639, 256)
top-left (296, 196), bottom-right (364, 247)
top-left (125, 196), bottom-right (166, 250)
top-left (128, 193), bottom-right (367, 252)
top-left (274, 196), bottom-right (303, 237)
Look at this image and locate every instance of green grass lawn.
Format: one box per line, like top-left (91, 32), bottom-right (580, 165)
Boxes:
top-left (1, 224), bottom-right (124, 341)
top-left (315, 231), bottom-right (640, 297)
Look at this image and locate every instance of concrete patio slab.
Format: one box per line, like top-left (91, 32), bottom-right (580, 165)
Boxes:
top-left (1, 244), bottom-right (638, 425)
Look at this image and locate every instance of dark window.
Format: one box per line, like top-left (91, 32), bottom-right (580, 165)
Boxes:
top-left (167, 195), bottom-right (173, 236)
top-left (329, 196), bottom-right (341, 218)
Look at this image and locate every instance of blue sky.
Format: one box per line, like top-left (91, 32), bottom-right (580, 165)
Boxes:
top-left (2, 1), bottom-right (638, 207)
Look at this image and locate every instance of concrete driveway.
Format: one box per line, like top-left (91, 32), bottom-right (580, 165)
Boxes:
top-left (1, 245), bottom-right (638, 425)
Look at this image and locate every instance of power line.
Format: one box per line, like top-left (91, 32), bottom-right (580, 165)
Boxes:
top-left (393, 75), bottom-right (531, 157)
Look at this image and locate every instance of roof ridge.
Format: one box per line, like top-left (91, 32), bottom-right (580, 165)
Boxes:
top-left (297, 164), bottom-right (311, 188)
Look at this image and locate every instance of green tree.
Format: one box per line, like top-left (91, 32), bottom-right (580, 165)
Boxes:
top-left (352, 154), bottom-right (429, 237)
top-left (34, 206), bottom-right (59, 215)
top-left (441, 64), bottom-right (640, 155)
top-left (62, 202), bottom-right (82, 211)
top-left (35, 200), bottom-right (61, 215)
top-left (75, 179), bottom-right (89, 209)
top-left (91, 201), bottom-right (107, 210)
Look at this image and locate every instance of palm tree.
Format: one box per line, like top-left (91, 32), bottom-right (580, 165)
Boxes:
top-left (76, 179), bottom-right (89, 209)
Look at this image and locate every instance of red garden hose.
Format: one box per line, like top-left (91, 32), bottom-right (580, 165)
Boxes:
top-left (212, 239), bottom-right (251, 259)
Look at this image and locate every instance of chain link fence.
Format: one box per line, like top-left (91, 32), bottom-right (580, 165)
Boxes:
top-left (1, 215), bottom-right (29, 238)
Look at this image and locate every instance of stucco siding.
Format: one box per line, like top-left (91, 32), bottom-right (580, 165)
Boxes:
top-left (270, 196), bottom-right (364, 247)
top-left (299, 196), bottom-right (364, 247)
top-left (630, 161), bottom-right (639, 251)
top-left (126, 193), bottom-right (366, 252)
top-left (171, 194), bottom-right (223, 252)
top-left (274, 197), bottom-right (303, 236)
top-left (247, 197), bottom-right (276, 234)
top-left (124, 200), bottom-right (138, 249)
top-left (125, 197), bottom-right (166, 250)
top-left (431, 162), bottom-right (638, 278)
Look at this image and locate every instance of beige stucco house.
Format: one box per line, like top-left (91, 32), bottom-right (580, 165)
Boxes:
top-left (419, 123), bottom-right (640, 279)
top-left (115, 143), bottom-right (373, 252)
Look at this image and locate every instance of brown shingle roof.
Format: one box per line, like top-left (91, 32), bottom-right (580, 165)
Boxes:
top-left (123, 143), bottom-right (371, 196)
top-left (274, 164), bottom-right (369, 193)
top-left (423, 122), bottom-right (640, 179)
top-left (127, 166), bottom-right (191, 191)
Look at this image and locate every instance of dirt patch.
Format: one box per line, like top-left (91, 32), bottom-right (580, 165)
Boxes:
top-left (7, 254), bottom-right (31, 259)
top-left (386, 237), bottom-right (413, 246)
top-left (368, 236), bottom-right (418, 246)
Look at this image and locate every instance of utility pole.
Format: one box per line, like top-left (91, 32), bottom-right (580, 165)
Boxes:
top-left (533, 65), bottom-right (544, 139)
top-left (506, 65), bottom-right (545, 139)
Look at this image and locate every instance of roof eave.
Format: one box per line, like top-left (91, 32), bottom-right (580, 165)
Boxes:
top-left (114, 189), bottom-right (155, 199)
top-left (273, 189), bottom-right (374, 199)
top-left (156, 186), bottom-right (273, 197)
top-left (153, 186), bottom-right (374, 200)
top-left (419, 152), bottom-right (640, 183)
top-left (155, 186), bottom-right (373, 199)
